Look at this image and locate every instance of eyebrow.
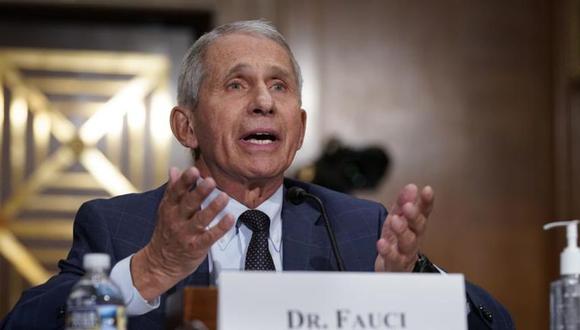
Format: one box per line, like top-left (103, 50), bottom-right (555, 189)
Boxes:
top-left (224, 63), bottom-right (251, 79)
top-left (269, 65), bottom-right (294, 82)
top-left (224, 63), bottom-right (295, 83)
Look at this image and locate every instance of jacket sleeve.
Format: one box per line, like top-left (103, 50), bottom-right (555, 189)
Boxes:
top-left (1, 201), bottom-right (115, 330)
top-left (465, 281), bottom-right (515, 330)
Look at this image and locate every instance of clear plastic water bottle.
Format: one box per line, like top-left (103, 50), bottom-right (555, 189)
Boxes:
top-left (66, 253), bottom-right (127, 330)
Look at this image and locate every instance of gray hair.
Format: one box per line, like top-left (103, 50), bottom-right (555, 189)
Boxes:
top-left (177, 19), bottom-right (303, 109)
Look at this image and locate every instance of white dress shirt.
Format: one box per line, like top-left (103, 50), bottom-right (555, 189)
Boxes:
top-left (108, 184), bottom-right (469, 317)
top-left (110, 183), bottom-right (284, 315)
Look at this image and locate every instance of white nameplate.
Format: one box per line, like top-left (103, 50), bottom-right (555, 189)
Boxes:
top-left (218, 272), bottom-right (467, 330)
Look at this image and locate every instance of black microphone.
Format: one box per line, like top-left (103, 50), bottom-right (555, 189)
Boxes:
top-left (287, 186), bottom-right (346, 271)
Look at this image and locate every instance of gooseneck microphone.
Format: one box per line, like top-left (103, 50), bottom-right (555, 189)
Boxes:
top-left (287, 187), bottom-right (346, 271)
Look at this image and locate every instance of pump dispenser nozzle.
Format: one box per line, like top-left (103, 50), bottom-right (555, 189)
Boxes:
top-left (544, 220), bottom-right (580, 275)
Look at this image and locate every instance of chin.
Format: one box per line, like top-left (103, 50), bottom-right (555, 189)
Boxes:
top-left (243, 166), bottom-right (286, 181)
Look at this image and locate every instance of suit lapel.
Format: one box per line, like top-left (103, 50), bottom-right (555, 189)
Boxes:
top-left (281, 187), bottom-right (324, 270)
top-left (178, 182), bottom-right (325, 278)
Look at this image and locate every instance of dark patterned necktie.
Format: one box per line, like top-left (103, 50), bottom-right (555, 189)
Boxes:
top-left (239, 209), bottom-right (275, 271)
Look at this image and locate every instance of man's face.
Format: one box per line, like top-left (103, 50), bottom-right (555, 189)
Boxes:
top-left (191, 33), bottom-right (306, 186)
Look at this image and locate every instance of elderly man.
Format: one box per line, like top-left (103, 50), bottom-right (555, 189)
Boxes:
top-left (1, 20), bottom-right (513, 330)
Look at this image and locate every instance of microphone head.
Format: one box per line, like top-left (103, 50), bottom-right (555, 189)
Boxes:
top-left (287, 186), bottom-right (307, 205)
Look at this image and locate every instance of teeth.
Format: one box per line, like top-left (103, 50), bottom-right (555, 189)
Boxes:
top-left (247, 139), bottom-right (274, 144)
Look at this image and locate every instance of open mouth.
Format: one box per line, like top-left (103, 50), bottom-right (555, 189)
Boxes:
top-left (242, 132), bottom-right (279, 145)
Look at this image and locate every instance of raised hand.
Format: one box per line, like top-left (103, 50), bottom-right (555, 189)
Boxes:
top-left (374, 184), bottom-right (434, 272)
top-left (132, 167), bottom-right (235, 301)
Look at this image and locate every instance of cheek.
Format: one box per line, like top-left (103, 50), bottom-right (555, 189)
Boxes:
top-left (196, 109), bottom-right (222, 135)
top-left (288, 115), bottom-right (305, 141)
top-left (198, 118), bottom-right (237, 150)
top-left (201, 123), bottom-right (224, 144)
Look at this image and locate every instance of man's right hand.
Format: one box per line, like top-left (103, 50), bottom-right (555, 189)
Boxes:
top-left (131, 166), bottom-right (235, 301)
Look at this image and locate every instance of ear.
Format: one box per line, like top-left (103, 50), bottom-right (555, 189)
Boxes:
top-left (297, 109), bottom-right (307, 149)
top-left (170, 106), bottom-right (198, 149)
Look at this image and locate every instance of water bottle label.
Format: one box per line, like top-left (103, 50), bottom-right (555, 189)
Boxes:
top-left (98, 305), bottom-right (126, 330)
top-left (66, 305), bottom-right (126, 330)
top-left (67, 306), bottom-right (97, 329)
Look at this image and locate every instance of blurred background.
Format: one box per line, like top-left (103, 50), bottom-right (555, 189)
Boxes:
top-left (0, 0), bottom-right (573, 329)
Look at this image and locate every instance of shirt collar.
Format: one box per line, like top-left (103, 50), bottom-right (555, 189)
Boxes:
top-left (202, 181), bottom-right (283, 252)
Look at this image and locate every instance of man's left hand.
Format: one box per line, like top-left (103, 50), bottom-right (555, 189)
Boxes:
top-left (375, 184), bottom-right (434, 272)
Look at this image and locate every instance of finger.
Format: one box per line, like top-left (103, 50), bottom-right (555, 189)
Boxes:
top-left (166, 167), bottom-right (200, 203)
top-left (395, 226), bottom-right (418, 255)
top-left (376, 237), bottom-right (388, 255)
top-left (386, 214), bottom-right (418, 255)
top-left (376, 238), bottom-right (404, 268)
top-left (192, 191), bottom-right (230, 228)
top-left (389, 214), bottom-right (408, 236)
top-left (408, 216), bottom-right (427, 237)
top-left (174, 167), bottom-right (200, 196)
top-left (196, 213), bottom-right (235, 249)
top-left (405, 186), bottom-right (433, 236)
top-left (380, 214), bottom-right (402, 241)
top-left (401, 202), bottom-right (426, 235)
top-left (401, 202), bottom-right (420, 221)
top-left (390, 184), bottom-right (418, 215)
top-left (179, 177), bottom-right (218, 219)
top-left (164, 167), bottom-right (182, 202)
top-left (377, 237), bottom-right (417, 272)
top-left (169, 167), bottom-right (180, 183)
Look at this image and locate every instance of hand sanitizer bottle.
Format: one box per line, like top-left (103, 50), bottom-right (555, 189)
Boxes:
top-left (545, 220), bottom-right (580, 330)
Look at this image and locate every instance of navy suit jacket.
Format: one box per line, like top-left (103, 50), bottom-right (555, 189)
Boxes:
top-left (1, 179), bottom-right (514, 329)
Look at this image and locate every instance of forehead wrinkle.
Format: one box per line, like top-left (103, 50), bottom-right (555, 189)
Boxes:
top-left (203, 34), bottom-right (299, 90)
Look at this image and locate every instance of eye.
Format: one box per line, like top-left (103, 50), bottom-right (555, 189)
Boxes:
top-left (226, 80), bottom-right (244, 90)
top-left (271, 81), bottom-right (287, 92)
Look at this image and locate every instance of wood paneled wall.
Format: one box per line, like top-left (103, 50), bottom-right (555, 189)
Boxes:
top-left (280, 1), bottom-right (556, 329)
top-left (0, 0), bottom-right (565, 329)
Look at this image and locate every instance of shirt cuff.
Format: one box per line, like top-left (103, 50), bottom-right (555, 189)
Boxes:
top-left (110, 254), bottom-right (160, 315)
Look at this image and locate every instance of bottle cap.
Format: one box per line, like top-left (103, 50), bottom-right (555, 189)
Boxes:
top-left (544, 220), bottom-right (580, 275)
top-left (83, 253), bottom-right (110, 270)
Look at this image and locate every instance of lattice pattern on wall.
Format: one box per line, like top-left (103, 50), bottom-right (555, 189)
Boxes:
top-left (0, 48), bottom-right (173, 291)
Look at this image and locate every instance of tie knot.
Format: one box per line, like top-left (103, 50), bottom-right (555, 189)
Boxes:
top-left (239, 209), bottom-right (270, 232)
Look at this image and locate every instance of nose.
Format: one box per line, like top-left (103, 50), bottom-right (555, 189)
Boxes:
top-left (250, 83), bottom-right (274, 115)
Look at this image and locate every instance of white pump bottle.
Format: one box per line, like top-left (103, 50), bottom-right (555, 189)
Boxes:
top-left (544, 220), bottom-right (580, 330)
